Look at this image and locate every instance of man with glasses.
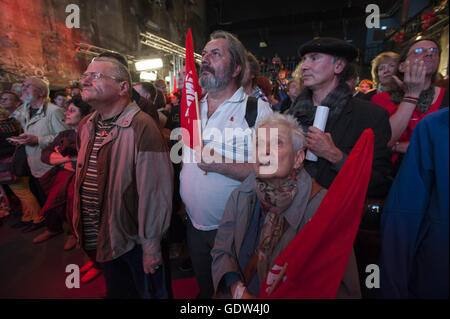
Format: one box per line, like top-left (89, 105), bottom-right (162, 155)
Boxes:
top-left (74, 56), bottom-right (173, 298)
top-left (372, 38), bottom-right (448, 170)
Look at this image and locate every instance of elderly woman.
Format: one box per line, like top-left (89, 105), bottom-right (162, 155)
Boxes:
top-left (211, 113), bottom-right (361, 299)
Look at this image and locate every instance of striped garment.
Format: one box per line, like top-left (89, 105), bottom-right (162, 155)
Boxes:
top-left (0, 117), bottom-right (22, 134)
top-left (80, 118), bottom-right (116, 251)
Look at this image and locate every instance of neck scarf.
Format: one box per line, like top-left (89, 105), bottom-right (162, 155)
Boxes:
top-left (390, 85), bottom-right (435, 114)
top-left (254, 170), bottom-right (299, 279)
top-left (289, 81), bottom-right (352, 131)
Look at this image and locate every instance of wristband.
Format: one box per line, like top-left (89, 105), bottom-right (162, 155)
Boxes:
top-left (403, 96), bottom-right (419, 100)
top-left (402, 98), bottom-right (418, 105)
top-left (232, 282), bottom-right (245, 299)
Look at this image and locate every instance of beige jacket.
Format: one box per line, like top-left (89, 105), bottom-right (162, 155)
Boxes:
top-left (13, 102), bottom-right (69, 178)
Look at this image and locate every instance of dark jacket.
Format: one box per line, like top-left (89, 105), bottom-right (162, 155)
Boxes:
top-left (0, 117), bottom-right (22, 159)
top-left (294, 97), bottom-right (393, 197)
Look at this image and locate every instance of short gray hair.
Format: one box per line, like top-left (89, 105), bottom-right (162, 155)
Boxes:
top-left (92, 56), bottom-right (132, 95)
top-left (210, 30), bottom-right (247, 86)
top-left (256, 112), bottom-right (306, 152)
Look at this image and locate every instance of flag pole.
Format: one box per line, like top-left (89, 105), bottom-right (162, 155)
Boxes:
top-left (195, 91), bottom-right (207, 175)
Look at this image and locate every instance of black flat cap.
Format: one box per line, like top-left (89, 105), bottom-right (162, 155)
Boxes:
top-left (299, 37), bottom-right (359, 61)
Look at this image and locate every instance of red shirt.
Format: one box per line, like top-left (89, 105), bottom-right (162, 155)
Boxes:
top-left (372, 88), bottom-right (446, 143)
top-left (372, 88), bottom-right (446, 163)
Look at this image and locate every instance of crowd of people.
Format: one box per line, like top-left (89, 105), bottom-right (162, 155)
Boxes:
top-left (0, 30), bottom-right (448, 299)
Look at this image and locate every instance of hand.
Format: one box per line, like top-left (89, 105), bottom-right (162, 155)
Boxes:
top-left (392, 59), bottom-right (426, 98)
top-left (49, 151), bottom-right (71, 165)
top-left (63, 161), bottom-right (75, 172)
top-left (231, 282), bottom-right (257, 299)
top-left (392, 141), bottom-right (410, 154)
top-left (6, 137), bottom-right (20, 145)
top-left (195, 146), bottom-right (222, 173)
top-left (142, 250), bottom-right (163, 274)
top-left (15, 134), bottom-right (38, 146)
top-left (306, 126), bottom-right (343, 164)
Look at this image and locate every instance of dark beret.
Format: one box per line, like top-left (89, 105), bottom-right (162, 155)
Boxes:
top-left (299, 37), bottom-right (359, 61)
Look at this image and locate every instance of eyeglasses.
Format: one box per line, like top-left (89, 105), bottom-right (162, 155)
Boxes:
top-left (79, 72), bottom-right (122, 82)
top-left (409, 47), bottom-right (438, 56)
top-left (0, 97), bottom-right (13, 101)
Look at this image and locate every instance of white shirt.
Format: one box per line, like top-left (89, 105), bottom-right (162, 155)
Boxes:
top-left (180, 87), bottom-right (272, 230)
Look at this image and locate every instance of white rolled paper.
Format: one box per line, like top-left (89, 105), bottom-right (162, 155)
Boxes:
top-left (306, 105), bottom-right (330, 162)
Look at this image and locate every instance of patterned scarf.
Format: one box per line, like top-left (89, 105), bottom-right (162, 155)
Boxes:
top-left (254, 170), bottom-right (299, 279)
top-left (289, 81), bottom-right (352, 132)
top-left (390, 85), bottom-right (435, 114)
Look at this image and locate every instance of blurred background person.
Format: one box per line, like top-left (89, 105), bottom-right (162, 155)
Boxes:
top-left (53, 91), bottom-right (68, 109)
top-left (358, 79), bottom-right (374, 94)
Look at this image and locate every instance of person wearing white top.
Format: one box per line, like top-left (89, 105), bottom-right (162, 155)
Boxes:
top-left (180, 30), bottom-right (272, 298)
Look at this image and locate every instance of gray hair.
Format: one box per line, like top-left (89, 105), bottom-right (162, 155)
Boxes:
top-left (256, 112), bottom-right (306, 152)
top-left (27, 77), bottom-right (50, 99)
top-left (210, 30), bottom-right (247, 86)
top-left (92, 56), bottom-right (132, 95)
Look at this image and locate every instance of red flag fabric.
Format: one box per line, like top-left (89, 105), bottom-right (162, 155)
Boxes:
top-left (173, 74), bottom-right (177, 92)
top-left (259, 129), bottom-right (375, 299)
top-left (181, 28), bottom-right (202, 149)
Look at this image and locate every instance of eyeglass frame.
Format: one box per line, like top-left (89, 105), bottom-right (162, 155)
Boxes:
top-left (79, 72), bottom-right (124, 83)
top-left (407, 47), bottom-right (439, 57)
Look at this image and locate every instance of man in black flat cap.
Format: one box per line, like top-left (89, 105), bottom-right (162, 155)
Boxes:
top-left (290, 37), bottom-right (392, 197)
top-left (289, 37), bottom-right (393, 298)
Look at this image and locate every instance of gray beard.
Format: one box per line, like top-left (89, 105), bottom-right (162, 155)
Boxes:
top-left (199, 70), bottom-right (233, 92)
top-left (21, 96), bottom-right (35, 104)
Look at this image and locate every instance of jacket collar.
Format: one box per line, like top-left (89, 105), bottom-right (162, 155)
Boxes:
top-left (239, 169), bottom-right (313, 230)
top-left (86, 101), bottom-right (140, 128)
top-left (24, 101), bottom-right (47, 116)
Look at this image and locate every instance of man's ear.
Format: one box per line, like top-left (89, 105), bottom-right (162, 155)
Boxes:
top-left (232, 64), bottom-right (242, 79)
top-left (334, 58), bottom-right (346, 75)
top-left (398, 62), bottom-right (405, 73)
top-left (120, 81), bottom-right (130, 97)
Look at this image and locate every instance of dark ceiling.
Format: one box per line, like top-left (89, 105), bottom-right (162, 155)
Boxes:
top-left (205, 0), bottom-right (399, 61)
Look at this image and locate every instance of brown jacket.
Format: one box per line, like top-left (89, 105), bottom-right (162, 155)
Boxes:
top-left (73, 102), bottom-right (173, 262)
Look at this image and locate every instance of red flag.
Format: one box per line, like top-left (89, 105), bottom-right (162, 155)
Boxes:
top-left (259, 129), bottom-right (374, 299)
top-left (181, 28), bottom-right (202, 149)
top-left (173, 74), bottom-right (177, 92)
